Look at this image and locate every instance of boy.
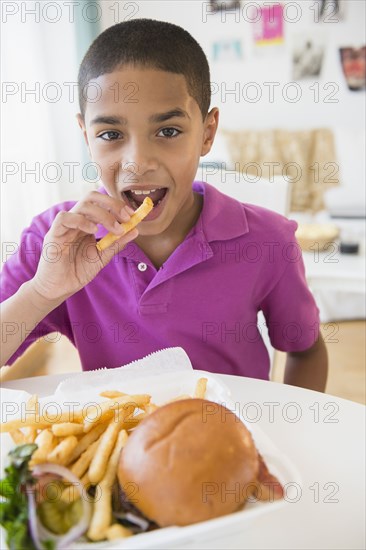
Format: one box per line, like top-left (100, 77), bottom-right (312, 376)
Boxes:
top-left (0, 19), bottom-right (327, 391)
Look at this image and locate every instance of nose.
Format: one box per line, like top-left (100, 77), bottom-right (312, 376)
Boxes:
top-left (121, 138), bottom-right (158, 177)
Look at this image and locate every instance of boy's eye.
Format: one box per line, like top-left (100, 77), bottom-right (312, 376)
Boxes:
top-left (98, 131), bottom-right (121, 141)
top-left (158, 127), bottom-right (181, 138)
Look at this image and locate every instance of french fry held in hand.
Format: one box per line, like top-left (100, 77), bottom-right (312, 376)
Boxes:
top-left (96, 196), bottom-right (153, 252)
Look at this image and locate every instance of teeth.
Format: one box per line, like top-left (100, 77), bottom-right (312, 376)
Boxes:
top-left (130, 188), bottom-right (157, 195)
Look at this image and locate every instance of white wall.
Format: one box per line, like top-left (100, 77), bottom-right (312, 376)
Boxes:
top-left (99, 0), bottom-right (365, 131)
top-left (99, 0), bottom-right (365, 197)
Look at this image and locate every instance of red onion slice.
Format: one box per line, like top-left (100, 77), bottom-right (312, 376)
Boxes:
top-left (27, 463), bottom-right (91, 549)
top-left (113, 511), bottom-right (150, 532)
top-left (27, 487), bottom-right (49, 550)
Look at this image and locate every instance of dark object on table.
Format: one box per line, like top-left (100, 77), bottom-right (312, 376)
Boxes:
top-left (339, 242), bottom-right (359, 254)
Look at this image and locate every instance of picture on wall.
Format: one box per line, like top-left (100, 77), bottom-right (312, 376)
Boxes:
top-left (252, 3), bottom-right (284, 46)
top-left (314, 0), bottom-right (347, 22)
top-left (212, 39), bottom-right (243, 62)
top-left (340, 47), bottom-right (366, 91)
top-left (209, 0), bottom-right (240, 12)
top-left (292, 34), bottom-right (325, 80)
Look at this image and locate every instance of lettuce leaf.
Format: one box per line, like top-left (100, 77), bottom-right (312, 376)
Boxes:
top-left (0, 444), bottom-right (37, 550)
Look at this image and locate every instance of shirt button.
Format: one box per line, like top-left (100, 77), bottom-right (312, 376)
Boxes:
top-left (137, 262), bottom-right (147, 272)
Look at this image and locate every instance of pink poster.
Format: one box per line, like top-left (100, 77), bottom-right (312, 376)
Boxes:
top-left (253, 3), bottom-right (284, 46)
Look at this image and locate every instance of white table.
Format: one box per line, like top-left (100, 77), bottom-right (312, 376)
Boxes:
top-left (1, 373), bottom-right (365, 550)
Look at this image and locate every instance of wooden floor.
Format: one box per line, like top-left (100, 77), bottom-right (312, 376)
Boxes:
top-left (1, 321), bottom-right (365, 405)
top-left (272, 320), bottom-right (366, 404)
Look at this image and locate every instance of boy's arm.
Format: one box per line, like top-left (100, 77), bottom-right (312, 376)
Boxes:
top-left (1, 191), bottom-right (138, 368)
top-left (283, 333), bottom-right (328, 392)
top-left (0, 280), bottom-right (64, 367)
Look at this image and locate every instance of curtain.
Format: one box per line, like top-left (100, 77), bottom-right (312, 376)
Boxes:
top-left (1, 1), bottom-right (100, 260)
top-left (222, 128), bottom-right (340, 212)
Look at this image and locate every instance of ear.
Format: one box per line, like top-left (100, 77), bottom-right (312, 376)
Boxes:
top-left (201, 108), bottom-right (219, 156)
top-left (76, 113), bottom-right (92, 157)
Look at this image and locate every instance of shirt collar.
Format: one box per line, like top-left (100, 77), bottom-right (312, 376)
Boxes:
top-left (193, 181), bottom-right (249, 242)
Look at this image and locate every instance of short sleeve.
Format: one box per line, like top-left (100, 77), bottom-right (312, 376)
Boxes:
top-left (260, 241), bottom-right (320, 353)
top-left (1, 206), bottom-right (74, 365)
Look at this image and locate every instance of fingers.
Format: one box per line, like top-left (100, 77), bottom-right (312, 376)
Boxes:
top-left (72, 191), bottom-right (134, 226)
top-left (53, 192), bottom-right (134, 238)
top-left (72, 204), bottom-right (126, 235)
top-left (53, 212), bottom-right (98, 237)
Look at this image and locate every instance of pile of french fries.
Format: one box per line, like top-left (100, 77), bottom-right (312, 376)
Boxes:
top-left (0, 377), bottom-right (208, 542)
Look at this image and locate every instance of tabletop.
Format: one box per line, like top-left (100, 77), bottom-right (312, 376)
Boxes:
top-left (1, 372), bottom-right (365, 550)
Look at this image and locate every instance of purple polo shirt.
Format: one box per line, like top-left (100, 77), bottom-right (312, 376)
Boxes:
top-left (1, 182), bottom-right (319, 379)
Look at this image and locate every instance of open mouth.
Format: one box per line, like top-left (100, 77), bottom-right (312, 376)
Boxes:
top-left (122, 187), bottom-right (168, 211)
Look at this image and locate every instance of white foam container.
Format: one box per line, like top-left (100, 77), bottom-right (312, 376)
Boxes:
top-left (0, 348), bottom-right (301, 549)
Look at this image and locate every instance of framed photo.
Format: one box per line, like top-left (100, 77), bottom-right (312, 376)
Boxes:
top-left (340, 47), bottom-right (366, 91)
top-left (314, 0), bottom-right (347, 22)
top-left (292, 34), bottom-right (325, 80)
top-left (209, 0), bottom-right (240, 13)
top-left (212, 39), bottom-right (242, 62)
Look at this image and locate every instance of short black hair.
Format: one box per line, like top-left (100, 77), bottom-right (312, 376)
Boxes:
top-left (78, 18), bottom-right (211, 120)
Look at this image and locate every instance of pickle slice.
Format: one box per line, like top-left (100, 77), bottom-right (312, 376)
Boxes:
top-left (38, 497), bottom-right (83, 535)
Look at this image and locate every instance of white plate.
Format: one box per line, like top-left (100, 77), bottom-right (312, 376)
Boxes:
top-left (1, 349), bottom-right (301, 549)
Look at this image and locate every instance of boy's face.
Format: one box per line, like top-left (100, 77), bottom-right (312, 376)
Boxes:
top-left (77, 66), bottom-right (218, 236)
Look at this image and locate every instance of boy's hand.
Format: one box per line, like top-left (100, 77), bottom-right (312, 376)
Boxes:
top-left (29, 191), bottom-right (138, 305)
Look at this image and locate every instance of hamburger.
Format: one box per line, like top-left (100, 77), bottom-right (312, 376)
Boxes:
top-left (117, 398), bottom-right (283, 527)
